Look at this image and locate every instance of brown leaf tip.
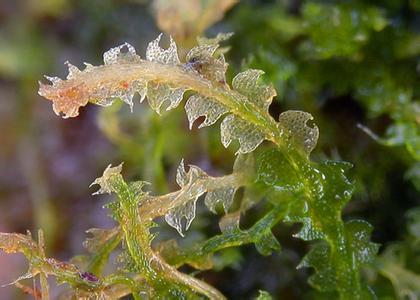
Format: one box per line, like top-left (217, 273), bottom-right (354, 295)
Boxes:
top-left (38, 79), bottom-right (89, 118)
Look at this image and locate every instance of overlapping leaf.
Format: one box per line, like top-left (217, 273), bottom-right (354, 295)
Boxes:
top-left (40, 34), bottom-right (320, 157)
top-left (35, 31), bottom-right (381, 299)
top-left (165, 160), bottom-right (241, 235)
top-left (256, 148), bottom-right (378, 297)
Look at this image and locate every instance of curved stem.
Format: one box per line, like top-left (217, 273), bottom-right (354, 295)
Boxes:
top-left (40, 54), bottom-right (370, 298)
top-left (167, 204), bottom-right (286, 268)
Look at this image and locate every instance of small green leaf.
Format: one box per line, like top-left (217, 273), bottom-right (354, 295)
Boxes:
top-left (302, 3), bottom-right (387, 58)
top-left (254, 230), bottom-right (280, 256)
top-left (345, 220), bottom-right (379, 265)
top-left (256, 148), bottom-right (303, 193)
top-left (255, 290), bottom-right (273, 300)
top-left (298, 242), bottom-right (337, 292)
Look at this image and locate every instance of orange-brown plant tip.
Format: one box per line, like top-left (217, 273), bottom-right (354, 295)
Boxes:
top-left (38, 81), bottom-right (89, 118)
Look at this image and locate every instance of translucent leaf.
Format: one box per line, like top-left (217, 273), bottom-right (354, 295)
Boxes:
top-left (204, 187), bottom-right (236, 214)
top-left (83, 227), bottom-right (120, 254)
top-left (292, 217), bottom-right (326, 241)
top-left (209, 54), bottom-right (228, 84)
top-left (278, 110), bottom-right (319, 156)
top-left (186, 166), bottom-right (208, 185)
top-left (186, 44), bottom-right (218, 64)
top-left (65, 61), bottom-right (81, 79)
top-left (233, 153), bottom-right (255, 173)
top-left (218, 211), bottom-right (241, 233)
top-left (176, 160), bottom-right (207, 188)
top-left (167, 160), bottom-right (243, 235)
top-left (165, 161), bottom-right (207, 236)
top-left (295, 162), bottom-right (376, 296)
top-left (38, 43), bottom-right (146, 117)
top-left (283, 161), bottom-right (353, 241)
top-left (233, 154), bottom-right (256, 209)
top-left (146, 33), bottom-right (180, 65)
top-left (103, 42), bottom-right (140, 65)
top-left (185, 94), bottom-right (228, 129)
top-left (165, 197), bottom-right (200, 237)
top-left (146, 82), bottom-right (185, 113)
top-left (232, 69), bottom-right (276, 111)
top-left (43, 75), bottom-right (61, 85)
top-left (90, 163), bottom-right (123, 195)
top-left (176, 159), bottom-right (188, 187)
top-left (96, 79), bottom-right (147, 112)
top-left (221, 114), bottom-right (265, 154)
top-left (83, 62), bottom-right (95, 72)
top-left (175, 160), bottom-right (208, 189)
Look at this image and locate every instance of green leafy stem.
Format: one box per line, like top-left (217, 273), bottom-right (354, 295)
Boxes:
top-left (32, 33), bottom-right (381, 298)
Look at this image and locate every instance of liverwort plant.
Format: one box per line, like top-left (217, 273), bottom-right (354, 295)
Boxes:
top-left (0, 33), bottom-right (379, 299)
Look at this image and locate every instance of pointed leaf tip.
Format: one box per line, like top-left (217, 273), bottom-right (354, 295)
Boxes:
top-left (90, 163), bottom-right (123, 195)
top-left (146, 33), bottom-right (180, 65)
top-left (103, 42), bottom-right (140, 65)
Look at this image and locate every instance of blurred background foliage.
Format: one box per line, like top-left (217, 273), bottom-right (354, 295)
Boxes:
top-left (0, 0), bottom-right (418, 299)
